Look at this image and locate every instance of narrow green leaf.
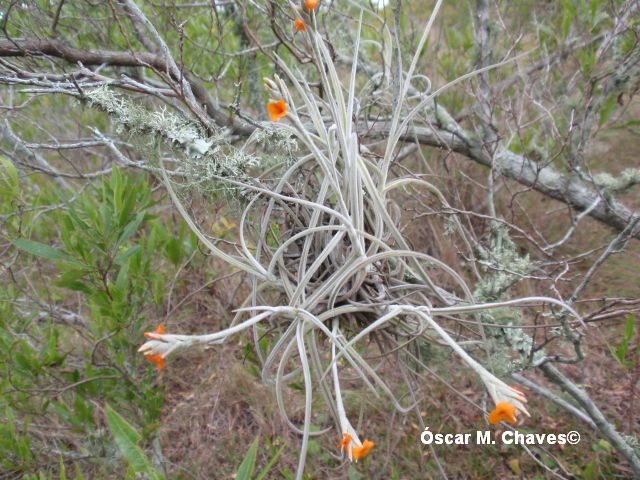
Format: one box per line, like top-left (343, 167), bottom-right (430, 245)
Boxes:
top-left (0, 156), bottom-right (19, 193)
top-left (610, 119), bottom-right (640, 130)
top-left (116, 244), bottom-right (142, 263)
top-left (117, 213), bottom-right (145, 247)
top-left (236, 436), bottom-right (259, 480)
top-left (624, 315), bottom-right (634, 341)
top-left (105, 404), bottom-right (156, 476)
top-left (255, 444), bottom-right (285, 480)
top-left (56, 270), bottom-right (91, 294)
top-left (165, 238), bottom-right (182, 266)
top-left (610, 315), bottom-right (636, 367)
top-left (73, 464), bottom-right (85, 480)
top-left (59, 457), bottom-right (67, 480)
top-left (598, 95), bottom-right (617, 126)
top-left (13, 239), bottom-right (74, 263)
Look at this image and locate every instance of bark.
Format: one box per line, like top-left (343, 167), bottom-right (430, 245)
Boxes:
top-left (1, 38), bottom-right (639, 239)
top-left (382, 123), bottom-right (640, 240)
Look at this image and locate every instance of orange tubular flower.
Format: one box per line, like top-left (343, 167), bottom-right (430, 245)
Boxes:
top-left (267, 99), bottom-right (287, 122)
top-left (143, 324), bottom-right (167, 371)
top-left (145, 353), bottom-right (165, 371)
top-left (305, 0), bottom-right (319, 10)
top-left (488, 402), bottom-right (518, 425)
top-left (351, 439), bottom-right (374, 462)
top-left (144, 324), bottom-right (165, 339)
top-left (337, 433), bottom-right (352, 451)
top-left (294, 18), bottom-right (306, 32)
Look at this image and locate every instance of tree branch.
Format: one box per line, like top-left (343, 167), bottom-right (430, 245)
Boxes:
top-left (2, 39), bottom-right (638, 239)
top-left (364, 121), bottom-right (640, 240)
top-left (0, 38), bottom-right (252, 135)
top-left (541, 363), bottom-right (640, 477)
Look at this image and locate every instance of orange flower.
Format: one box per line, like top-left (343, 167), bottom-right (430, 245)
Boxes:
top-left (351, 439), bottom-right (374, 461)
top-left (294, 18), bottom-right (306, 32)
top-left (144, 353), bottom-right (165, 371)
top-left (488, 402), bottom-right (518, 425)
top-left (143, 324), bottom-right (167, 371)
top-left (144, 324), bottom-right (165, 339)
top-left (337, 433), bottom-right (351, 451)
top-left (267, 99), bottom-right (287, 122)
top-left (305, 0), bottom-right (319, 10)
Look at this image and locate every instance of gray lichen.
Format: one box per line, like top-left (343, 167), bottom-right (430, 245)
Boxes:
top-left (85, 86), bottom-right (262, 196)
top-left (254, 125), bottom-right (299, 160)
top-left (472, 226), bottom-right (547, 372)
top-left (594, 168), bottom-right (640, 194)
top-left (86, 86), bottom-right (213, 150)
top-left (474, 226), bottom-right (531, 302)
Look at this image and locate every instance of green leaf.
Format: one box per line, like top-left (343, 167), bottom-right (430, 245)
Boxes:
top-left (599, 95), bottom-right (617, 126)
top-left (348, 465), bottom-right (364, 480)
top-left (73, 464), bottom-right (85, 480)
top-left (55, 270), bottom-right (91, 294)
top-left (13, 239), bottom-right (75, 263)
top-left (115, 260), bottom-right (130, 293)
top-left (116, 245), bottom-right (142, 263)
top-left (561, 10), bottom-right (572, 39)
top-left (577, 48), bottom-right (596, 78)
top-left (255, 444), bottom-right (285, 480)
top-left (105, 404), bottom-right (161, 478)
top-left (610, 315), bottom-right (635, 367)
top-left (582, 461), bottom-right (597, 480)
top-left (593, 439), bottom-right (613, 453)
top-left (236, 436), bottom-right (259, 480)
top-left (111, 167), bottom-right (124, 215)
top-left (0, 156), bottom-right (19, 196)
top-left (624, 314), bottom-right (634, 341)
top-left (165, 238), bottom-right (182, 266)
top-left (117, 213), bottom-right (145, 247)
top-left (610, 119), bottom-right (640, 130)
top-left (59, 457), bottom-right (67, 480)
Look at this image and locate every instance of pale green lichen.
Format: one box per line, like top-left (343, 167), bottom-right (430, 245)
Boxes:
top-left (251, 124), bottom-right (300, 168)
top-left (443, 216), bottom-right (457, 236)
top-left (594, 168), bottom-right (640, 194)
top-left (474, 226), bottom-right (531, 302)
top-left (471, 226), bottom-right (548, 372)
top-left (183, 147), bottom-right (259, 197)
top-left (85, 86), bottom-right (213, 150)
top-left (85, 86), bottom-right (264, 197)
top-left (623, 434), bottom-right (640, 455)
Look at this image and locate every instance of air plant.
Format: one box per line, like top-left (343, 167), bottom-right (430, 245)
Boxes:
top-left (137, 3), bottom-right (582, 478)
